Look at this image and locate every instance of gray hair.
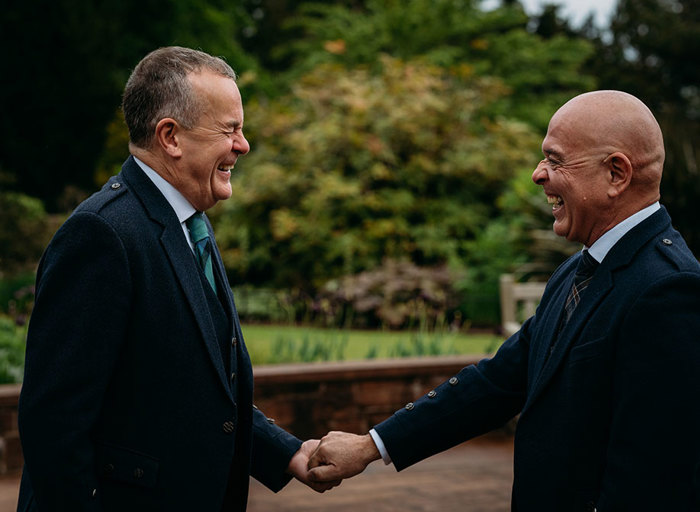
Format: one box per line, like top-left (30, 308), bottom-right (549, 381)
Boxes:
top-left (122, 46), bottom-right (237, 148)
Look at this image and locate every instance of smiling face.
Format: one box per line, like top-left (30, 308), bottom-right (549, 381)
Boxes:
top-left (173, 71), bottom-right (250, 211)
top-left (532, 91), bottom-right (666, 247)
top-left (532, 104), bottom-right (616, 246)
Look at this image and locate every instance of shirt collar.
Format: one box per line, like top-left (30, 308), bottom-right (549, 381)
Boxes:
top-left (585, 202), bottom-right (660, 263)
top-left (132, 157), bottom-right (196, 224)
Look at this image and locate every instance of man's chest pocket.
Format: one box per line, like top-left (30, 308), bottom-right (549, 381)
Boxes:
top-left (568, 336), bottom-right (609, 365)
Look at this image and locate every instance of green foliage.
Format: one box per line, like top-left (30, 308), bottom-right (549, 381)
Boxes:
top-left (0, 272), bottom-right (36, 326)
top-left (241, 324), bottom-right (502, 365)
top-left (232, 286), bottom-right (298, 324)
top-left (0, 192), bottom-right (53, 274)
top-left (211, 57), bottom-right (542, 303)
top-left (280, 0), bottom-right (595, 130)
top-left (0, 316), bottom-right (26, 384)
top-left (582, 0), bottom-right (700, 255)
top-left (0, 0), bottom-right (263, 210)
top-left (266, 333), bottom-right (349, 364)
top-left (387, 333), bottom-right (457, 358)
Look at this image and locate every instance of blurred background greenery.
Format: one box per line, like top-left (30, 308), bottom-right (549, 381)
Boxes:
top-left (0, 0), bottom-right (697, 380)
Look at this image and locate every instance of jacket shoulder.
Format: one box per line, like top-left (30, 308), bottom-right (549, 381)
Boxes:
top-left (72, 176), bottom-right (133, 218)
top-left (653, 227), bottom-right (700, 274)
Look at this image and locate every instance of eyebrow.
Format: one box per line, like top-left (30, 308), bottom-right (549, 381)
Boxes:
top-left (224, 120), bottom-right (242, 130)
top-left (543, 148), bottom-right (564, 161)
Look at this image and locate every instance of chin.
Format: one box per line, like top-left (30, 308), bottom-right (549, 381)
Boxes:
top-left (553, 224), bottom-right (573, 241)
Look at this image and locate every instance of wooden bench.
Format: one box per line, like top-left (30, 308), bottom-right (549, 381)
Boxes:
top-left (499, 274), bottom-right (547, 338)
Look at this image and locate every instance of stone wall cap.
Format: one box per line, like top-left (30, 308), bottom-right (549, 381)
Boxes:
top-left (254, 355), bottom-right (485, 383)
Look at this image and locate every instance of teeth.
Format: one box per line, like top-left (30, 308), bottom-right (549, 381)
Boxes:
top-left (218, 165), bottom-right (234, 172)
top-left (547, 195), bottom-right (563, 207)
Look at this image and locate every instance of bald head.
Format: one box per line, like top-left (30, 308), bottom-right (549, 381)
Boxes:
top-left (533, 91), bottom-right (666, 246)
top-left (552, 90), bottom-right (664, 197)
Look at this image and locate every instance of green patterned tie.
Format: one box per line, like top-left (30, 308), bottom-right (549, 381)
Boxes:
top-left (186, 212), bottom-right (217, 294)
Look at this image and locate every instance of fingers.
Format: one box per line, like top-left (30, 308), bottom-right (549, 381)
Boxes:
top-left (305, 431), bottom-right (380, 482)
top-left (307, 478), bottom-right (342, 493)
top-left (307, 444), bottom-right (326, 470)
top-left (308, 463), bottom-right (343, 483)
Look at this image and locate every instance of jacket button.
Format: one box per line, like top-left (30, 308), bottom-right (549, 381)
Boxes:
top-left (91, 488), bottom-right (97, 498)
top-left (585, 501), bottom-right (596, 512)
top-left (662, 238), bottom-right (672, 246)
top-left (231, 336), bottom-right (237, 347)
top-left (110, 182), bottom-right (121, 190)
top-left (405, 402), bottom-right (415, 410)
top-left (449, 377), bottom-right (459, 386)
top-left (223, 420), bottom-right (235, 434)
top-left (133, 468), bottom-right (144, 479)
top-left (231, 372), bottom-right (236, 381)
top-left (102, 463), bottom-right (115, 475)
top-left (427, 390), bottom-right (437, 398)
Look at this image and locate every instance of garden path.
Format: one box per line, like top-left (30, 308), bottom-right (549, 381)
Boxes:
top-left (0, 437), bottom-right (513, 511)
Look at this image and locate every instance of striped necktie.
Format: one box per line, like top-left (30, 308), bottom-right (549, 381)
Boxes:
top-left (563, 249), bottom-right (599, 325)
top-left (547, 250), bottom-right (599, 360)
top-left (186, 212), bottom-right (217, 294)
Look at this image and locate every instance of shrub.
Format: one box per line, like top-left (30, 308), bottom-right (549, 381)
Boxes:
top-left (315, 259), bottom-right (463, 329)
top-left (0, 315), bottom-right (26, 383)
top-left (0, 192), bottom-right (53, 274)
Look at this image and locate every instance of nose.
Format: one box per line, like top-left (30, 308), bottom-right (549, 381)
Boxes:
top-left (234, 133), bottom-right (250, 156)
top-left (532, 160), bottom-right (548, 185)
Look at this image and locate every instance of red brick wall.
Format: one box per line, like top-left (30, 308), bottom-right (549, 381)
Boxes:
top-left (0, 384), bottom-right (22, 474)
top-left (253, 355), bottom-right (515, 439)
top-left (0, 355), bottom-right (514, 475)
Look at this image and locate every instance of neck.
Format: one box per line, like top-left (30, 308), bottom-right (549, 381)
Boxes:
top-left (130, 145), bottom-right (180, 189)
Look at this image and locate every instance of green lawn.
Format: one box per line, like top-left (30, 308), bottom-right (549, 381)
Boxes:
top-left (240, 324), bottom-right (504, 365)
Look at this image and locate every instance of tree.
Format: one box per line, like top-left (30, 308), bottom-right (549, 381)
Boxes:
top-left (582, 0), bottom-right (700, 254)
top-left (278, 0), bottom-right (595, 130)
top-left (0, 0), bottom-right (258, 210)
top-left (209, 57), bottom-right (543, 299)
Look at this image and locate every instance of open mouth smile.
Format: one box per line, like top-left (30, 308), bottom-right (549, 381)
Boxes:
top-left (547, 195), bottom-right (564, 209)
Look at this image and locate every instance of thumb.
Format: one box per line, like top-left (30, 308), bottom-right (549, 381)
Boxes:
top-left (308, 464), bottom-right (341, 483)
top-left (307, 450), bottom-right (325, 470)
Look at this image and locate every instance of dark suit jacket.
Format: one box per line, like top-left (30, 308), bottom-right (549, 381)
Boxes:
top-left (375, 207), bottom-right (700, 511)
top-left (17, 156), bottom-right (301, 511)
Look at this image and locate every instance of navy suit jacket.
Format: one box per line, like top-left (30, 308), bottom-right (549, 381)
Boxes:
top-left (375, 207), bottom-right (700, 511)
top-left (18, 156), bottom-right (301, 511)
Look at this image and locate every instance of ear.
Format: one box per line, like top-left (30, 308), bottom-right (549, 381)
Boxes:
top-left (154, 118), bottom-right (183, 158)
top-left (603, 152), bottom-right (632, 198)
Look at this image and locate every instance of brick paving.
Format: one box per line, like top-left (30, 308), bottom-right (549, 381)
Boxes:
top-left (0, 437), bottom-right (513, 512)
top-left (249, 437), bottom-right (514, 512)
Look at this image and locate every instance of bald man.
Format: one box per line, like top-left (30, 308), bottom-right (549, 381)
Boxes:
top-left (307, 91), bottom-right (700, 511)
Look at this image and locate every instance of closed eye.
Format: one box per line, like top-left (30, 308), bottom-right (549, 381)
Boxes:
top-left (544, 156), bottom-right (562, 169)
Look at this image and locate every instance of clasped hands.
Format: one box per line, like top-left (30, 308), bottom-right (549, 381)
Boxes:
top-left (286, 432), bottom-right (381, 492)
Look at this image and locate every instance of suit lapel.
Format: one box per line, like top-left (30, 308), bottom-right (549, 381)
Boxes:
top-left (525, 207), bottom-right (672, 408)
top-left (527, 268), bottom-right (613, 406)
top-left (528, 262), bottom-right (576, 386)
top-left (120, 157), bottom-right (234, 402)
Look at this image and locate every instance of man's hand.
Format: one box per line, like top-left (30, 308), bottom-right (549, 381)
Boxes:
top-left (307, 431), bottom-right (381, 483)
top-left (287, 439), bottom-right (342, 493)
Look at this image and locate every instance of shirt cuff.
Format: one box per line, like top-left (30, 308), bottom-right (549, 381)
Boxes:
top-left (369, 428), bottom-right (392, 465)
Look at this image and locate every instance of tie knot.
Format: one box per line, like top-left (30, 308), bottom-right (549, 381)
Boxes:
top-left (575, 250), bottom-right (599, 280)
top-left (186, 212), bottom-right (209, 244)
